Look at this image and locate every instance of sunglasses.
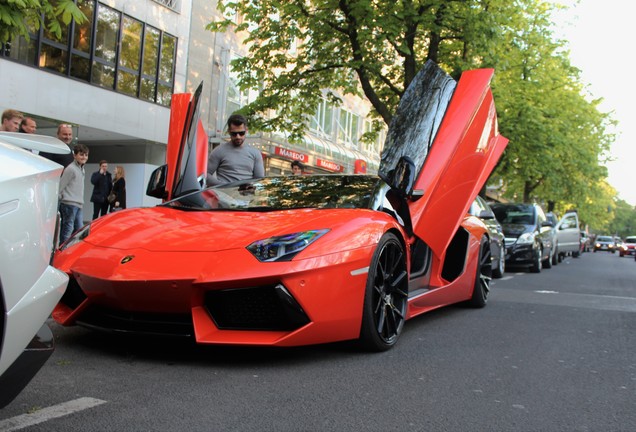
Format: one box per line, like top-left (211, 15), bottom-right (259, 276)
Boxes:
top-left (229, 131), bottom-right (246, 137)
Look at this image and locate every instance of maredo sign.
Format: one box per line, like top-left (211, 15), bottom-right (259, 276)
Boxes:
top-left (316, 158), bottom-right (344, 172)
top-left (274, 146), bottom-right (309, 163)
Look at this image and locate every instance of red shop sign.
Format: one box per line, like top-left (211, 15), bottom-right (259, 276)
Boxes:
top-left (316, 158), bottom-right (344, 172)
top-left (274, 146), bottom-right (309, 163)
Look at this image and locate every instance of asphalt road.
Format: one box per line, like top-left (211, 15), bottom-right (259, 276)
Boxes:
top-left (1, 251), bottom-right (635, 431)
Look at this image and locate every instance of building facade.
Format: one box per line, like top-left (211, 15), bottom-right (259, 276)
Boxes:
top-left (0, 0), bottom-right (382, 210)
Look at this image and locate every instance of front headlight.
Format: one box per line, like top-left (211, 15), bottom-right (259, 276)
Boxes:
top-left (59, 223), bottom-right (91, 251)
top-left (516, 232), bottom-right (535, 245)
top-left (247, 229), bottom-right (329, 262)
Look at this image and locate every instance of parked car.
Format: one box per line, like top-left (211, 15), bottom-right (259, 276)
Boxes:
top-left (490, 202), bottom-right (556, 272)
top-left (0, 132), bottom-right (70, 408)
top-left (469, 196), bottom-right (505, 278)
top-left (619, 236), bottom-right (636, 257)
top-left (594, 235), bottom-right (616, 253)
top-left (546, 211), bottom-right (581, 260)
top-left (580, 231), bottom-right (591, 253)
top-left (51, 62), bottom-right (509, 351)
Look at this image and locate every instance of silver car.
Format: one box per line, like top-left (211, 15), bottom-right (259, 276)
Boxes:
top-left (0, 132), bottom-right (70, 407)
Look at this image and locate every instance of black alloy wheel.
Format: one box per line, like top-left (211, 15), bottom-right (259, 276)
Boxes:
top-left (360, 232), bottom-right (408, 351)
top-left (466, 236), bottom-right (492, 308)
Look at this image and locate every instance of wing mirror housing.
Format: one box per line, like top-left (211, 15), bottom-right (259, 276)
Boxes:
top-left (146, 164), bottom-right (168, 199)
top-left (388, 156), bottom-right (421, 199)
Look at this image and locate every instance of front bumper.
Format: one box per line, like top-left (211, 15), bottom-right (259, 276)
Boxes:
top-left (504, 242), bottom-right (535, 266)
top-left (53, 246), bottom-right (375, 347)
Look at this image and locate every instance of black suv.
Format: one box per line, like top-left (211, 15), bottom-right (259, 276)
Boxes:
top-left (490, 203), bottom-right (556, 273)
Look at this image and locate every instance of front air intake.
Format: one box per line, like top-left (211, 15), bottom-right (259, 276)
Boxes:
top-left (204, 284), bottom-right (310, 331)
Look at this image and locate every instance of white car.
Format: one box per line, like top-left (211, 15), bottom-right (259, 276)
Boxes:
top-left (0, 132), bottom-right (70, 408)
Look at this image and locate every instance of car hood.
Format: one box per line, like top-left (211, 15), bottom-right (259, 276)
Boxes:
top-left (82, 207), bottom-right (377, 253)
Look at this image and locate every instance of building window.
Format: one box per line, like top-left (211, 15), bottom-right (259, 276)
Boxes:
top-left (70, 0), bottom-right (94, 81)
top-left (0, 0), bottom-right (177, 107)
top-left (222, 52), bottom-right (258, 122)
top-left (337, 109), bottom-right (360, 147)
top-left (93, 3), bottom-right (120, 89)
top-left (310, 99), bottom-right (334, 139)
top-left (117, 16), bottom-right (143, 96)
top-left (140, 26), bottom-right (160, 102)
top-left (39, 11), bottom-right (71, 74)
top-left (157, 32), bottom-right (177, 106)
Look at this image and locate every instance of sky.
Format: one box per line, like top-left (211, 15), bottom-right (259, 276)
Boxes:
top-left (552, 0), bottom-right (636, 206)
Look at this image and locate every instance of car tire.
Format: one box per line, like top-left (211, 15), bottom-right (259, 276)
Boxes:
top-left (465, 236), bottom-right (491, 308)
top-left (530, 246), bottom-right (542, 273)
top-left (359, 232), bottom-right (408, 352)
top-left (544, 247), bottom-right (553, 269)
top-left (572, 250), bottom-right (580, 258)
top-left (551, 246), bottom-right (559, 266)
top-left (492, 242), bottom-right (505, 279)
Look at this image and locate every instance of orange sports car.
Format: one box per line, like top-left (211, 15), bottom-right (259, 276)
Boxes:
top-left (52, 61), bottom-right (508, 351)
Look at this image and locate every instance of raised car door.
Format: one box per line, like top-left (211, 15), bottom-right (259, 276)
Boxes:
top-left (379, 61), bottom-right (508, 258)
top-left (165, 82), bottom-right (209, 201)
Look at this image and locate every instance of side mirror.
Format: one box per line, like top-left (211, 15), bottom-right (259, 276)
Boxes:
top-left (479, 210), bottom-right (494, 220)
top-left (541, 221), bottom-right (553, 228)
top-left (146, 164), bottom-right (168, 199)
top-left (388, 156), bottom-right (417, 198)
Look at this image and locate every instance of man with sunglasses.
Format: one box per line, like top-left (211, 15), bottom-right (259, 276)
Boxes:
top-left (206, 114), bottom-right (265, 185)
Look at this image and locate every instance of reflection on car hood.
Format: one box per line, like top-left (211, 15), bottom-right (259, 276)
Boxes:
top-left (84, 207), bottom-right (370, 252)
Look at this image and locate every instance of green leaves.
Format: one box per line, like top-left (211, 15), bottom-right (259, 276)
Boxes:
top-left (0, 0), bottom-right (85, 44)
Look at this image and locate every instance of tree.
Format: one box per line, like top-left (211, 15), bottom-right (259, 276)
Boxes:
top-left (0, 0), bottom-right (85, 44)
top-left (607, 199), bottom-right (636, 238)
top-left (486, 4), bottom-right (614, 205)
top-left (207, 0), bottom-right (615, 222)
top-left (207, 0), bottom-right (527, 140)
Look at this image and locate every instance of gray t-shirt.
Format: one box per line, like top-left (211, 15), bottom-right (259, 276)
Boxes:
top-left (206, 142), bottom-right (265, 185)
top-left (59, 160), bottom-right (85, 208)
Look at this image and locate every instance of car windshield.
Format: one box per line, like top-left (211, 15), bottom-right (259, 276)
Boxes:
top-left (161, 175), bottom-right (381, 211)
top-left (597, 236), bottom-right (613, 242)
top-left (491, 204), bottom-right (535, 225)
top-left (625, 238), bottom-right (636, 244)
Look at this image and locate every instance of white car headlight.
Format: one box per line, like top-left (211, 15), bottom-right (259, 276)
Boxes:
top-left (59, 223), bottom-right (91, 251)
top-left (247, 229), bottom-right (329, 262)
top-left (516, 232), bottom-right (535, 245)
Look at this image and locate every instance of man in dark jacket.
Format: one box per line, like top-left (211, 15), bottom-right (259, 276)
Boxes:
top-left (90, 160), bottom-right (112, 219)
top-left (39, 123), bottom-right (75, 168)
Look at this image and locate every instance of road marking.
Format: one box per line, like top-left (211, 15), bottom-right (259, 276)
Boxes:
top-left (493, 289), bottom-right (636, 313)
top-left (0, 397), bottom-right (106, 431)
